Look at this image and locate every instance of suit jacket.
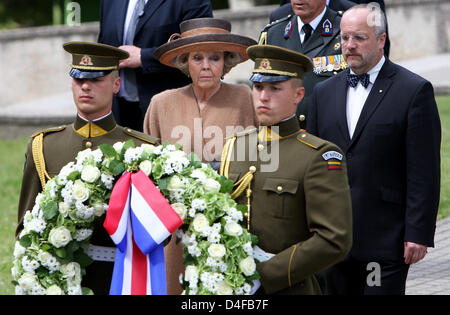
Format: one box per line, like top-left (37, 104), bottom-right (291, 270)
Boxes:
top-left (98, 0), bottom-right (213, 113)
top-left (270, 0), bottom-right (356, 23)
top-left (263, 7), bottom-right (345, 129)
top-left (222, 117), bottom-right (352, 294)
top-left (307, 59), bottom-right (441, 260)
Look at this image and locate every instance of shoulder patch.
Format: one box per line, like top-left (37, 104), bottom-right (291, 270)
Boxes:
top-left (31, 125), bottom-right (66, 138)
top-left (297, 131), bottom-right (328, 150)
top-left (226, 127), bottom-right (258, 140)
top-left (123, 128), bottom-right (158, 145)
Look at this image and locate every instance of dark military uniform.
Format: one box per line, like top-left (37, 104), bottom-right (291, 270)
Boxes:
top-left (17, 114), bottom-right (158, 294)
top-left (260, 8), bottom-right (347, 128)
top-left (219, 44), bottom-right (352, 294)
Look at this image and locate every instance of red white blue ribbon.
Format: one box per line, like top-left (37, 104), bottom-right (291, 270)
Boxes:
top-left (104, 171), bottom-right (183, 295)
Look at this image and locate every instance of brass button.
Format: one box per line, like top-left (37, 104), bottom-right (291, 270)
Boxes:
top-left (249, 166), bottom-right (257, 173)
top-left (277, 185), bottom-right (283, 192)
top-left (257, 144), bottom-right (264, 151)
top-left (299, 115), bottom-right (306, 121)
top-left (85, 141), bottom-right (93, 148)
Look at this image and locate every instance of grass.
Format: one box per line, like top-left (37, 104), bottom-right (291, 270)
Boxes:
top-left (0, 96), bottom-right (449, 295)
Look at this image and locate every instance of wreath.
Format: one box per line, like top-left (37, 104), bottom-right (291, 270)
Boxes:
top-left (12, 140), bottom-right (260, 295)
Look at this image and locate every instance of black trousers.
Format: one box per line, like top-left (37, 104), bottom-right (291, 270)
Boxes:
top-left (113, 96), bottom-right (143, 132)
top-left (318, 256), bottom-right (410, 295)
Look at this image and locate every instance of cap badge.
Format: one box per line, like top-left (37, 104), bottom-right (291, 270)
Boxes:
top-left (259, 59), bottom-right (272, 70)
top-left (80, 55), bottom-right (94, 66)
top-left (322, 19), bottom-right (333, 36)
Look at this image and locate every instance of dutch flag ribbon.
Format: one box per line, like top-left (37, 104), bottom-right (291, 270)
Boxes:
top-left (103, 171), bottom-right (184, 295)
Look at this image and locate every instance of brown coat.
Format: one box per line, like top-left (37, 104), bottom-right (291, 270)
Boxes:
top-left (143, 82), bottom-right (258, 294)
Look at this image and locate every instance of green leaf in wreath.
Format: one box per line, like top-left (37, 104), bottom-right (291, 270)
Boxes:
top-left (218, 176), bottom-right (234, 194)
top-left (54, 247), bottom-right (67, 258)
top-left (99, 144), bottom-right (117, 158)
top-left (123, 139), bottom-right (135, 152)
top-left (109, 159), bottom-right (125, 175)
top-left (73, 249), bottom-right (94, 268)
top-left (43, 201), bottom-right (59, 220)
top-left (19, 234), bottom-right (32, 248)
top-left (188, 152), bottom-right (202, 168)
top-left (67, 170), bottom-right (81, 182)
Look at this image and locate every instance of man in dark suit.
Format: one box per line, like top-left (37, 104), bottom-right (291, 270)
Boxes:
top-left (307, 5), bottom-right (441, 294)
top-left (261, 0), bottom-right (348, 129)
top-left (98, 0), bottom-right (212, 131)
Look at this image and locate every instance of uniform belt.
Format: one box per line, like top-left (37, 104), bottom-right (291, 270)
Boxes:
top-left (87, 244), bottom-right (116, 262)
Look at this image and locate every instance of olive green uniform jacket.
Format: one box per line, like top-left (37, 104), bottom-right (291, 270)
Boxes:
top-left (17, 114), bottom-right (158, 294)
top-left (221, 117), bottom-right (352, 294)
top-left (261, 8), bottom-right (347, 129)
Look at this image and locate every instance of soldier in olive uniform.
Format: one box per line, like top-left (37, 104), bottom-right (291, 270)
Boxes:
top-left (16, 42), bottom-right (159, 294)
top-left (260, 0), bottom-right (347, 129)
top-left (220, 45), bottom-right (352, 294)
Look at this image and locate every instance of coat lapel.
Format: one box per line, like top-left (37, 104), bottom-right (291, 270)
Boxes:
top-left (117, 0), bottom-right (130, 44)
top-left (303, 8), bottom-right (340, 58)
top-left (135, 0), bottom-right (164, 38)
top-left (349, 60), bottom-right (396, 149)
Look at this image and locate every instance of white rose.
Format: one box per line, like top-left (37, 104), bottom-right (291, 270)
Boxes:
top-left (72, 180), bottom-right (90, 202)
top-left (48, 226), bottom-right (72, 248)
top-left (37, 250), bottom-right (53, 265)
top-left (168, 149), bottom-right (187, 160)
top-left (239, 256), bottom-right (256, 276)
top-left (217, 281), bottom-right (233, 295)
top-left (93, 203), bottom-right (107, 217)
top-left (18, 273), bottom-right (38, 291)
top-left (141, 143), bottom-right (156, 154)
top-left (167, 175), bottom-right (184, 190)
top-left (46, 284), bottom-right (64, 295)
top-left (139, 160), bottom-right (153, 176)
top-left (76, 148), bottom-right (92, 163)
top-left (192, 213), bottom-right (209, 233)
top-left (208, 244), bottom-right (226, 259)
top-left (224, 221), bottom-right (243, 237)
top-left (184, 265), bottom-right (198, 283)
top-left (58, 202), bottom-right (71, 217)
top-left (204, 178), bottom-right (221, 194)
top-left (61, 262), bottom-right (82, 283)
top-left (171, 203), bottom-right (187, 220)
top-left (81, 165), bottom-right (101, 183)
top-left (113, 142), bottom-right (124, 153)
top-left (13, 241), bottom-right (26, 258)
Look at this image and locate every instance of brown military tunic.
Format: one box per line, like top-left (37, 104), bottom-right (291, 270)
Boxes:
top-left (17, 113), bottom-right (158, 294)
top-left (221, 116), bottom-right (352, 294)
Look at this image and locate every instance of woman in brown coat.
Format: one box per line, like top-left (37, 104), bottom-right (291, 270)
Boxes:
top-left (143, 18), bottom-right (258, 294)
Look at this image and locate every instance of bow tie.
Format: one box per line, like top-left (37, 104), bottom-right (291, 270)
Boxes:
top-left (347, 72), bottom-right (370, 88)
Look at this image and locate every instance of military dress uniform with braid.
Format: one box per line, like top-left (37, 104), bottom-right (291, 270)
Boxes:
top-left (220, 116), bottom-right (352, 294)
top-left (17, 113), bottom-right (158, 294)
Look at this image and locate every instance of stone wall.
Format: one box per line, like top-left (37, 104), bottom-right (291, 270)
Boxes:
top-left (0, 1), bottom-right (448, 108)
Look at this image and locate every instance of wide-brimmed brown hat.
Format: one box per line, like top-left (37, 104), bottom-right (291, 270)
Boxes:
top-left (155, 18), bottom-right (257, 68)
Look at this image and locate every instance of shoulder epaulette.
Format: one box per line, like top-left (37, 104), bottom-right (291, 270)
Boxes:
top-left (31, 125), bottom-right (66, 138)
top-left (264, 14), bottom-right (292, 30)
top-left (123, 127), bottom-right (158, 145)
top-left (297, 131), bottom-right (328, 150)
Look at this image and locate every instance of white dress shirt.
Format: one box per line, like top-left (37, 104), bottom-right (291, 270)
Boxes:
top-left (346, 56), bottom-right (386, 139)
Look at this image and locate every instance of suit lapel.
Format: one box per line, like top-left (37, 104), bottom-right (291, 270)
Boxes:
top-left (285, 16), bottom-right (302, 52)
top-left (135, 0), bottom-right (165, 38)
top-left (117, 0), bottom-right (130, 44)
top-left (336, 70), bottom-right (351, 145)
top-left (349, 60), bottom-right (396, 149)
